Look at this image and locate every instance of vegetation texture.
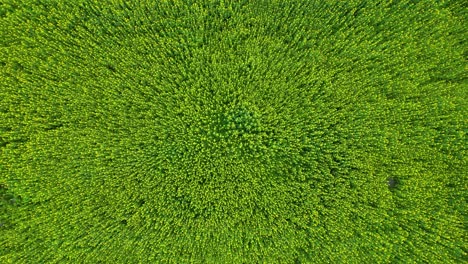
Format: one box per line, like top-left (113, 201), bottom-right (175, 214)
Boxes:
top-left (1, 0), bottom-right (467, 263)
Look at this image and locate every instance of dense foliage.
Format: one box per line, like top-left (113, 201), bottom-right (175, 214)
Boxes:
top-left (1, 0), bottom-right (466, 263)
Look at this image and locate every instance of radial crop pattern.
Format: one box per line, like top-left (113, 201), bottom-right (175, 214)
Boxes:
top-left (0, 0), bottom-right (466, 263)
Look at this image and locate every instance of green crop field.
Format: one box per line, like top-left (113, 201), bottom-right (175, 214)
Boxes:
top-left (1, 0), bottom-right (466, 263)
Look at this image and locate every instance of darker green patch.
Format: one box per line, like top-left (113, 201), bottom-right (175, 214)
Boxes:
top-left (0, 3), bottom-right (18, 19)
top-left (220, 106), bottom-right (261, 136)
top-left (136, 199), bottom-right (145, 207)
top-left (0, 137), bottom-right (28, 148)
top-left (387, 177), bottom-right (398, 189)
top-left (105, 64), bottom-right (117, 72)
top-left (0, 183), bottom-right (27, 230)
top-left (44, 123), bottom-right (64, 131)
top-left (11, 61), bottom-right (24, 71)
